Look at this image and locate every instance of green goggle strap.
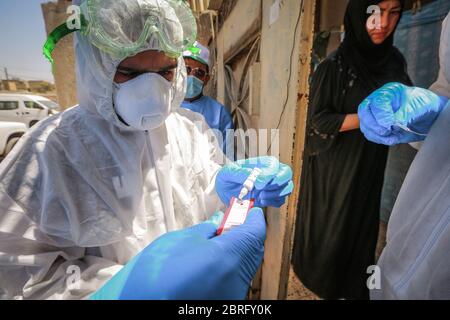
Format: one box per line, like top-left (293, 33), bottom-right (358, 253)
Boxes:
top-left (43, 14), bottom-right (88, 64)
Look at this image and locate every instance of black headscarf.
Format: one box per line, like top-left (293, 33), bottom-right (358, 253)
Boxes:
top-left (337, 0), bottom-right (411, 90)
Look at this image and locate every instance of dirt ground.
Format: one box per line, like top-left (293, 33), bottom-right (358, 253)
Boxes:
top-left (286, 267), bottom-right (320, 300)
top-left (286, 221), bottom-right (388, 300)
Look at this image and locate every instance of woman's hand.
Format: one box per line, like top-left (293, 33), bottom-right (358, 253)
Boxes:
top-left (340, 114), bottom-right (360, 132)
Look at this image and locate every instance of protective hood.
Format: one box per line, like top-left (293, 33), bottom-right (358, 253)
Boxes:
top-left (73, 0), bottom-right (188, 131)
top-left (0, 0), bottom-right (222, 249)
top-left (74, 37), bottom-right (188, 132)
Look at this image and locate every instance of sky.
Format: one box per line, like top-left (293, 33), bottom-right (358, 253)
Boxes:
top-left (0, 0), bottom-right (56, 83)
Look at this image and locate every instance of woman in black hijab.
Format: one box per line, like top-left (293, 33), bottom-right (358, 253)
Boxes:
top-left (292, 0), bottom-right (412, 299)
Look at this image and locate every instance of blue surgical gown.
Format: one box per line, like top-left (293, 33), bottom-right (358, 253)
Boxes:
top-left (182, 96), bottom-right (234, 153)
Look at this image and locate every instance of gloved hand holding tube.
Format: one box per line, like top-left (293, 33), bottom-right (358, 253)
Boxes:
top-left (90, 208), bottom-right (266, 300)
top-left (358, 82), bottom-right (449, 146)
top-left (215, 156), bottom-right (294, 208)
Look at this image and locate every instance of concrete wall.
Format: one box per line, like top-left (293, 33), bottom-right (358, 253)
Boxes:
top-left (41, 0), bottom-right (77, 110)
top-left (258, 0), bottom-right (306, 300)
top-left (214, 0), bottom-right (262, 105)
top-left (319, 0), bottom-right (348, 55)
top-left (213, 0), bottom-right (316, 299)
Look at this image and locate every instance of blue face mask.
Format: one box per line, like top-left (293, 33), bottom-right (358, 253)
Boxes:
top-left (185, 76), bottom-right (204, 99)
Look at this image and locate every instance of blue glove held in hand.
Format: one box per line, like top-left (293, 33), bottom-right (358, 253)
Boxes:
top-left (216, 156), bottom-right (294, 208)
top-left (90, 208), bottom-right (266, 300)
top-left (358, 82), bottom-right (448, 145)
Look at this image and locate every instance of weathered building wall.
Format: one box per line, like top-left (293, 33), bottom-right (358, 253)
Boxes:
top-left (41, 0), bottom-right (77, 110)
top-left (213, 0), bottom-right (317, 299)
top-left (214, 0), bottom-right (261, 108)
top-left (319, 0), bottom-right (348, 55)
top-left (259, 0), bottom-right (315, 300)
top-left (258, 0), bottom-right (296, 299)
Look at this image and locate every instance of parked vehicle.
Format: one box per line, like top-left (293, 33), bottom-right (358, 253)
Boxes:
top-left (0, 121), bottom-right (27, 160)
top-left (0, 94), bottom-right (60, 128)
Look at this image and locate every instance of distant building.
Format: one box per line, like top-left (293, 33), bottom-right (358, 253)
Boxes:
top-left (28, 80), bottom-right (56, 94)
top-left (1, 80), bottom-right (27, 92)
top-left (1, 81), bottom-right (18, 92)
top-left (1, 79), bottom-right (55, 94)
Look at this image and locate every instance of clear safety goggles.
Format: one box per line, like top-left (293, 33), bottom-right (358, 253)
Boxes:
top-left (186, 66), bottom-right (208, 79)
top-left (44, 0), bottom-right (197, 63)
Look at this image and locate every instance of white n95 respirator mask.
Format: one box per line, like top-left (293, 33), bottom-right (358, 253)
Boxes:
top-left (113, 72), bottom-right (174, 131)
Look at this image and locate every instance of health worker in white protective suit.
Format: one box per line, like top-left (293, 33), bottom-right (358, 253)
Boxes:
top-left (0, 0), bottom-right (293, 300)
top-left (358, 13), bottom-right (450, 299)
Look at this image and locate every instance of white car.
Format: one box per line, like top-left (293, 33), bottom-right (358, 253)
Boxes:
top-left (0, 121), bottom-right (27, 160)
top-left (0, 94), bottom-right (60, 128)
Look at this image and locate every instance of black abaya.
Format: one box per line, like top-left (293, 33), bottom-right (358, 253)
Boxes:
top-left (291, 0), bottom-right (412, 300)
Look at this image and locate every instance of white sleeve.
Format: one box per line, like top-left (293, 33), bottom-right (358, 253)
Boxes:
top-left (0, 192), bottom-right (122, 300)
top-left (411, 13), bottom-right (450, 151)
top-left (194, 111), bottom-right (228, 215)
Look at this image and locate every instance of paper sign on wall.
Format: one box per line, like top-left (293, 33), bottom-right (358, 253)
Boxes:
top-left (269, 0), bottom-right (281, 27)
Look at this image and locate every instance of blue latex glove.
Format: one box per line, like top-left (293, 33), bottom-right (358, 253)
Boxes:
top-left (90, 208), bottom-right (266, 300)
top-left (216, 156), bottom-right (294, 208)
top-left (358, 83), bottom-right (448, 146)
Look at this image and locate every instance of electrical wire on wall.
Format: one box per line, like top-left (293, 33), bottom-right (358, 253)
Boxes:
top-left (224, 35), bottom-right (261, 159)
top-left (266, 0), bottom-right (305, 154)
top-left (226, 36), bottom-right (261, 127)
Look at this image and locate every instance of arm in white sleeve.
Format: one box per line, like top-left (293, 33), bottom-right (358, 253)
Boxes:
top-left (0, 192), bottom-right (123, 300)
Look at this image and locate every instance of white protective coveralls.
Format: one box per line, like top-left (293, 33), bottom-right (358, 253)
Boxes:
top-left (0, 1), bottom-right (225, 300)
top-left (372, 13), bottom-right (450, 300)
